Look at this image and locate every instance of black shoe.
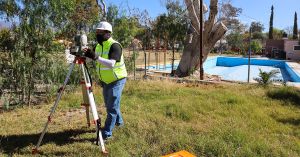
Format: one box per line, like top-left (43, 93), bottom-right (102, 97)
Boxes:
top-left (103, 136), bottom-right (113, 143)
top-left (115, 123), bottom-right (124, 127)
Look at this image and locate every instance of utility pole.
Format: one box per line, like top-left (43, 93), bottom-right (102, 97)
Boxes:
top-left (199, 0), bottom-right (204, 80)
top-left (247, 27), bottom-right (252, 83)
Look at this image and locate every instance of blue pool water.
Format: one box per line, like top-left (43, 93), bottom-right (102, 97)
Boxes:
top-left (147, 56), bottom-right (300, 82)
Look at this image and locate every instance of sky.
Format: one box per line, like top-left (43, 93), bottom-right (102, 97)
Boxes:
top-left (107, 0), bottom-right (300, 31)
top-left (1, 0), bottom-right (299, 31)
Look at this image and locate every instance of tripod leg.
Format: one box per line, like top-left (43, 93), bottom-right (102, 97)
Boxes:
top-left (80, 64), bottom-right (108, 154)
top-left (33, 63), bottom-right (76, 154)
top-left (81, 79), bottom-right (91, 127)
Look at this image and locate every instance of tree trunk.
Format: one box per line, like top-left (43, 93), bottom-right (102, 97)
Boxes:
top-left (175, 0), bottom-right (227, 77)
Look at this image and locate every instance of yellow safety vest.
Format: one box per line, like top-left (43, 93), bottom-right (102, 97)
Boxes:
top-left (95, 38), bottom-right (127, 84)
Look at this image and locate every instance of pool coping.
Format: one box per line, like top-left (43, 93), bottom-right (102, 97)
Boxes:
top-left (140, 56), bottom-right (300, 87)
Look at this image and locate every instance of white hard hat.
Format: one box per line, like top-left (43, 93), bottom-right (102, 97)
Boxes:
top-left (96, 21), bottom-right (112, 32)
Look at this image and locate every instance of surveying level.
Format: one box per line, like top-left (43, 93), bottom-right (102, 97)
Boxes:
top-left (32, 56), bottom-right (108, 155)
top-left (70, 30), bottom-right (88, 57)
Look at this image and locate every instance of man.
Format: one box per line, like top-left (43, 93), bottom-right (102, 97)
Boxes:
top-left (84, 21), bottom-right (127, 140)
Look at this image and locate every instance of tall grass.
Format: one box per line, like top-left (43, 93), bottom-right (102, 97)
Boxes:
top-left (0, 80), bottom-right (299, 156)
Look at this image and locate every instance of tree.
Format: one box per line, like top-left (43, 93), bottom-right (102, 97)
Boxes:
top-left (226, 32), bottom-right (243, 52)
top-left (216, 1), bottom-right (244, 53)
top-left (0, 0), bottom-right (100, 106)
top-left (219, 1), bottom-right (243, 33)
top-left (284, 26), bottom-right (294, 39)
top-left (51, 0), bottom-right (100, 40)
top-left (272, 28), bottom-right (284, 40)
top-left (152, 0), bottom-right (187, 50)
top-left (106, 4), bottom-right (119, 25)
top-left (293, 12), bottom-right (298, 39)
top-left (113, 16), bottom-right (143, 47)
top-left (175, 0), bottom-right (227, 77)
top-left (0, 28), bottom-right (14, 51)
top-left (268, 5), bottom-right (274, 39)
top-left (250, 40), bottom-right (262, 53)
top-left (250, 21), bottom-right (264, 33)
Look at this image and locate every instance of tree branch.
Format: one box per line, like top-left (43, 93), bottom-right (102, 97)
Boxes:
top-left (185, 0), bottom-right (200, 34)
top-left (204, 0), bottom-right (218, 39)
top-left (194, 0), bottom-right (208, 18)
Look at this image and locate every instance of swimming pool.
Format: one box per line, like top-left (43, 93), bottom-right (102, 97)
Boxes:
top-left (147, 56), bottom-right (300, 83)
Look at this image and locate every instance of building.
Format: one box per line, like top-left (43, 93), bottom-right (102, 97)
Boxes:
top-left (265, 39), bottom-right (300, 60)
top-left (285, 40), bottom-right (300, 60)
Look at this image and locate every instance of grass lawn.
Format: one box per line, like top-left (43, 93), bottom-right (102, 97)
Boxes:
top-left (0, 80), bottom-right (300, 156)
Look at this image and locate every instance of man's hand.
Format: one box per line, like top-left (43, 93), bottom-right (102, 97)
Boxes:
top-left (83, 48), bottom-right (98, 60)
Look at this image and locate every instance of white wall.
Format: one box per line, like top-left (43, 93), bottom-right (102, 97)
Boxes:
top-left (285, 40), bottom-right (300, 60)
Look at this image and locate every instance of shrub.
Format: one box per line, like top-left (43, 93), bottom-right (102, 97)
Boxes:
top-left (254, 69), bottom-right (280, 86)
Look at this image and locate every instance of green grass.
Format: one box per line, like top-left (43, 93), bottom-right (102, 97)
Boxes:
top-left (0, 80), bottom-right (300, 156)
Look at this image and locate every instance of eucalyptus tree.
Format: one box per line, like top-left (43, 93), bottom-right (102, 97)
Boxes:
top-left (219, 1), bottom-right (243, 33)
top-left (250, 22), bottom-right (264, 33)
top-left (216, 0), bottom-right (244, 53)
top-left (0, 0), bottom-right (101, 106)
top-left (113, 16), bottom-right (143, 47)
top-left (0, 0), bottom-right (55, 105)
top-left (225, 32), bottom-right (244, 52)
top-left (51, 0), bottom-right (100, 40)
top-left (106, 4), bottom-right (119, 26)
top-left (151, 0), bottom-right (187, 49)
top-left (0, 28), bottom-right (14, 51)
top-left (152, 14), bottom-right (168, 49)
top-left (176, 0), bottom-right (227, 77)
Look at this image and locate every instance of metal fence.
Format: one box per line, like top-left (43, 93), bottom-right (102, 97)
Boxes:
top-left (124, 48), bottom-right (182, 80)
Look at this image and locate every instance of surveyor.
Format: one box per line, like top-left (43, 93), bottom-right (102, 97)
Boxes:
top-left (83, 21), bottom-right (127, 140)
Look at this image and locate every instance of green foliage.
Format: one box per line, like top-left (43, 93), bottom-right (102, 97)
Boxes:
top-left (254, 69), bottom-right (280, 86)
top-left (252, 32), bottom-right (266, 40)
top-left (152, 0), bottom-right (187, 49)
top-left (222, 51), bottom-right (237, 55)
top-left (0, 0), bottom-right (19, 20)
top-left (48, 0), bottom-right (76, 30)
top-left (250, 40), bottom-right (262, 53)
top-left (113, 17), bottom-right (143, 47)
top-left (293, 12), bottom-right (298, 39)
top-left (226, 32), bottom-right (244, 51)
top-left (0, 28), bottom-right (14, 51)
top-left (106, 4), bottom-right (119, 24)
top-left (269, 5), bottom-right (274, 39)
top-left (124, 51), bottom-right (139, 73)
top-left (0, 0), bottom-right (97, 106)
top-left (272, 28), bottom-right (285, 40)
top-left (219, 2), bottom-right (243, 32)
top-left (250, 21), bottom-right (264, 33)
top-left (51, 0), bottom-right (100, 40)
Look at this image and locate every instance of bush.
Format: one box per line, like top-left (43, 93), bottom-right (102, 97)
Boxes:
top-left (254, 69), bottom-right (280, 86)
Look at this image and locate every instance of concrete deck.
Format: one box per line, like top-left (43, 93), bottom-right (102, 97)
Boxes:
top-left (286, 62), bottom-right (300, 88)
top-left (286, 62), bottom-right (300, 75)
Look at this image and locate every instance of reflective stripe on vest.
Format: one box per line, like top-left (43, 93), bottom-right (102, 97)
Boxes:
top-left (95, 38), bottom-right (127, 84)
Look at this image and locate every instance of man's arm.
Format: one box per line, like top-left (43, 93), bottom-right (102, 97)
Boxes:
top-left (108, 43), bottom-right (122, 62)
top-left (95, 57), bottom-right (116, 68)
top-left (84, 43), bottom-right (121, 68)
top-left (95, 43), bottom-right (122, 68)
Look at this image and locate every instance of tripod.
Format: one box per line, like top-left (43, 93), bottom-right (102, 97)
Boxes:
top-left (32, 56), bottom-right (108, 155)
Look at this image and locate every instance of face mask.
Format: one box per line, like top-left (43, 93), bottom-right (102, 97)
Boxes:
top-left (96, 33), bottom-right (111, 43)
